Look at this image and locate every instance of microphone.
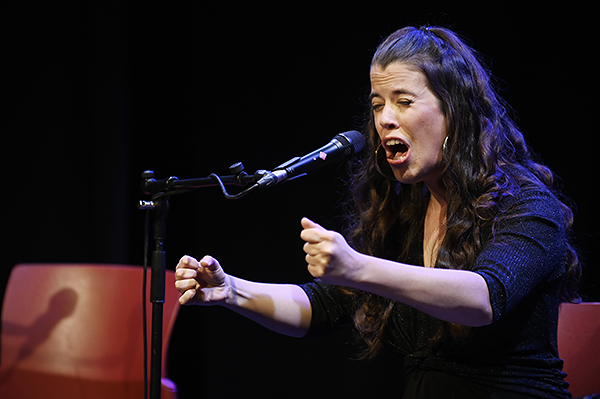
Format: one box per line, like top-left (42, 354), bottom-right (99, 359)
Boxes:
top-left (257, 130), bottom-right (365, 187)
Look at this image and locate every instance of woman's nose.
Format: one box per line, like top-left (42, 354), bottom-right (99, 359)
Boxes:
top-left (379, 106), bottom-right (399, 130)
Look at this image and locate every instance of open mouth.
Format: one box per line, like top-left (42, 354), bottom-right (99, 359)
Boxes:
top-left (384, 138), bottom-right (409, 160)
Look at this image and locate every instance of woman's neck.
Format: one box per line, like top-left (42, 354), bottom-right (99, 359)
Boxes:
top-left (423, 182), bottom-right (447, 268)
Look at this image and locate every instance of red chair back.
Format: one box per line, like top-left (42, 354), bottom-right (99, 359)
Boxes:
top-left (558, 302), bottom-right (600, 398)
top-left (0, 264), bottom-right (180, 399)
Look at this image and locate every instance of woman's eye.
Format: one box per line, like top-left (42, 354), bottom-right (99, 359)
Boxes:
top-left (371, 103), bottom-right (384, 111)
top-left (398, 99), bottom-right (413, 106)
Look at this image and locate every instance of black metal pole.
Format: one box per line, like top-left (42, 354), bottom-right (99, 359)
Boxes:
top-left (149, 196), bottom-right (169, 399)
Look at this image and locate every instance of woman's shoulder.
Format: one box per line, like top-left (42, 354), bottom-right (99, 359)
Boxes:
top-left (501, 174), bottom-right (567, 228)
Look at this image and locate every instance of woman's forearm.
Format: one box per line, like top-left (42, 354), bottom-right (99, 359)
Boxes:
top-left (223, 276), bottom-right (312, 337)
top-left (351, 254), bottom-right (493, 326)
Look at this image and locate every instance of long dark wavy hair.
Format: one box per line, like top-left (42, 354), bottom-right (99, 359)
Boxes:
top-left (343, 26), bottom-right (581, 359)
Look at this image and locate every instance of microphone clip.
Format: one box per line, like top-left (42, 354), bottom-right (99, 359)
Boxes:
top-left (255, 156), bottom-right (310, 188)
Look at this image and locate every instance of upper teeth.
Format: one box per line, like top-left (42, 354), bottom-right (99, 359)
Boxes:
top-left (387, 139), bottom-right (402, 146)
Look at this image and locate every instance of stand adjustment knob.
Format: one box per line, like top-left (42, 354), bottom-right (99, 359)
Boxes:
top-left (229, 162), bottom-right (244, 175)
top-left (142, 170), bottom-right (155, 179)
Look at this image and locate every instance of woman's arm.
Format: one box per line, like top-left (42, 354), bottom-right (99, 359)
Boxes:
top-left (348, 256), bottom-right (492, 326)
top-left (175, 255), bottom-right (312, 337)
top-left (300, 218), bottom-right (493, 327)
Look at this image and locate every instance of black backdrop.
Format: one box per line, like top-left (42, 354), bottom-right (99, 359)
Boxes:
top-left (4, 2), bottom-right (598, 398)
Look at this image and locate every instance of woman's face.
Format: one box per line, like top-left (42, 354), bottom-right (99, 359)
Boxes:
top-left (370, 62), bottom-right (447, 190)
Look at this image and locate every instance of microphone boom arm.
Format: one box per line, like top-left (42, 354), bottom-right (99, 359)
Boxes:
top-left (141, 162), bottom-right (272, 201)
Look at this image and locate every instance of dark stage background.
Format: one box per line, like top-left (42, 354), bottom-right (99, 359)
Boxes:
top-left (4, 3), bottom-right (598, 398)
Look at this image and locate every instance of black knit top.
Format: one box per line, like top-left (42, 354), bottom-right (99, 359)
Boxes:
top-left (300, 188), bottom-right (571, 398)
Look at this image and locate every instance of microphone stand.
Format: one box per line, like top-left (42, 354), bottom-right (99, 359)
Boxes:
top-left (147, 193), bottom-right (167, 399)
top-left (138, 163), bottom-right (266, 399)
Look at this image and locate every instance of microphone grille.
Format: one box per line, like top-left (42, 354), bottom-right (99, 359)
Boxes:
top-left (337, 130), bottom-right (366, 156)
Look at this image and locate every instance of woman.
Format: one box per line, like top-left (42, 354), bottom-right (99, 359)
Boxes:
top-left (175, 26), bottom-right (580, 398)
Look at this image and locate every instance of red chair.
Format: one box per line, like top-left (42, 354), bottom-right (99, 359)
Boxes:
top-left (558, 302), bottom-right (600, 398)
top-left (0, 264), bottom-right (180, 399)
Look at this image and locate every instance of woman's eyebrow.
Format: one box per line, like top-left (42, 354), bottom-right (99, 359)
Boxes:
top-left (369, 88), bottom-right (417, 101)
